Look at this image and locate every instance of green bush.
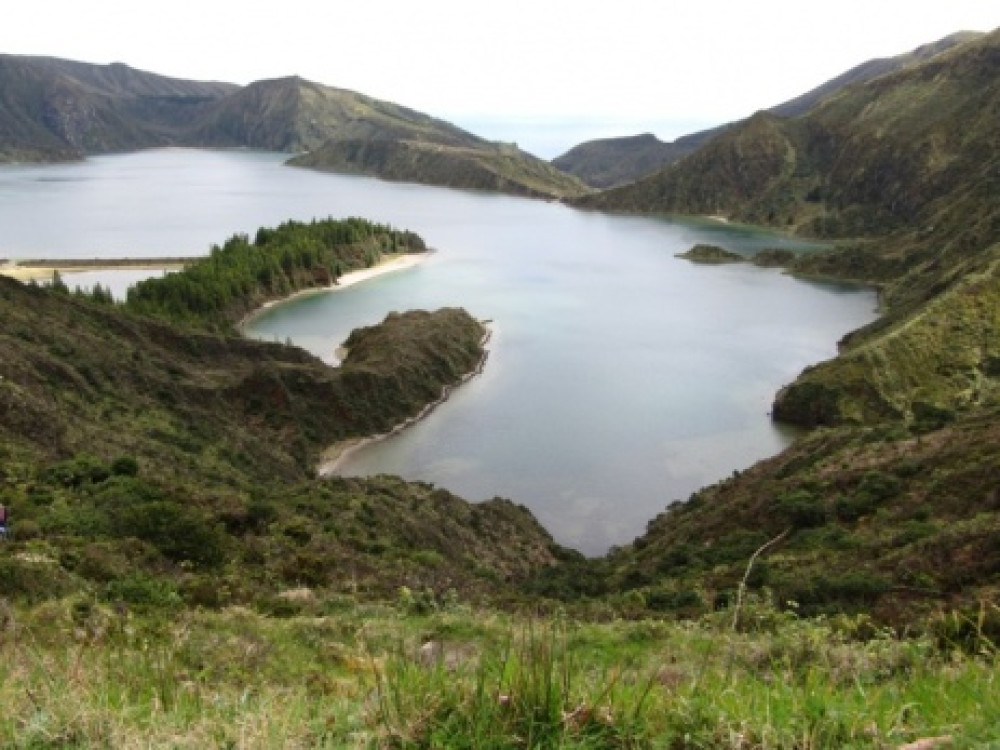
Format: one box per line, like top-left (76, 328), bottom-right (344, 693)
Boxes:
top-left (104, 572), bottom-right (180, 609)
top-left (71, 543), bottom-right (131, 583)
top-left (112, 501), bottom-right (227, 568)
top-left (41, 454), bottom-right (110, 487)
top-left (785, 571), bottom-right (890, 610)
top-left (856, 471), bottom-right (902, 503)
top-left (110, 455), bottom-right (140, 477)
top-left (777, 489), bottom-right (828, 528)
top-left (0, 556), bottom-right (80, 602)
top-left (645, 588), bottom-right (704, 614)
top-left (912, 400), bottom-right (956, 431)
top-left (179, 575), bottom-right (232, 609)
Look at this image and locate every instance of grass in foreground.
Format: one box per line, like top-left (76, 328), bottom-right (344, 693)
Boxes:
top-left (0, 594), bottom-right (997, 748)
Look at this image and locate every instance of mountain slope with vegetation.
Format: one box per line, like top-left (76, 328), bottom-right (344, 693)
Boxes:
top-left (552, 128), bottom-right (719, 190)
top-left (572, 30), bottom-right (1000, 426)
top-left (185, 75), bottom-right (483, 154)
top-left (0, 54), bottom-right (236, 160)
top-left (4, 32), bottom-right (1000, 746)
top-left (289, 136), bottom-right (590, 199)
top-left (530, 29), bottom-right (1000, 629)
top-left (554, 31), bottom-right (981, 189)
top-left (0, 57), bottom-right (590, 198)
top-left (4, 259), bottom-right (998, 746)
top-left (0, 220), bottom-right (560, 610)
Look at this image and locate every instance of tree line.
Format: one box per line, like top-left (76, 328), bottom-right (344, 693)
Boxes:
top-left (123, 217), bottom-right (425, 329)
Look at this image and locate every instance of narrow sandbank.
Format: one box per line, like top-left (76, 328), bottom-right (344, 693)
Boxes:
top-left (0, 258), bottom-right (190, 282)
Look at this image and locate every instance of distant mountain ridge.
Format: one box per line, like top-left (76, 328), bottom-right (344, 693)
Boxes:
top-left (185, 75), bottom-right (484, 153)
top-left (576, 27), bottom-right (1000, 430)
top-left (0, 56), bottom-right (589, 199)
top-left (553, 31), bottom-right (982, 188)
top-left (0, 55), bottom-right (236, 160)
top-left (554, 28), bottom-right (1000, 623)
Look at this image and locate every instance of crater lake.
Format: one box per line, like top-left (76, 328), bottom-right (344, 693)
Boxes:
top-left (0, 149), bottom-right (878, 553)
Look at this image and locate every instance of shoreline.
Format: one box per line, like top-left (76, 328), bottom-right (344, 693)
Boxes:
top-left (237, 251), bottom-right (430, 330)
top-left (317, 324), bottom-right (492, 476)
top-left (0, 258), bottom-right (192, 281)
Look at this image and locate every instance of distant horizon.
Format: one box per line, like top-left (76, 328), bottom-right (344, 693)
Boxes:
top-left (1, 49), bottom-right (722, 159)
top-left (447, 115), bottom-right (723, 160)
top-left (3, 1), bottom-right (996, 144)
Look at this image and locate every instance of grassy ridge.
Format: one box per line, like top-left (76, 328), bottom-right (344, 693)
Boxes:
top-left (290, 138), bottom-right (592, 200)
top-left (774, 247), bottom-right (1000, 427)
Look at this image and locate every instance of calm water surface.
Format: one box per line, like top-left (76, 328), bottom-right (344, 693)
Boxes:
top-left (0, 149), bottom-right (878, 553)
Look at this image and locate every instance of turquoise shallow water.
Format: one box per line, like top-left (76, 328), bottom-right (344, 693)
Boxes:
top-left (0, 149), bottom-right (878, 553)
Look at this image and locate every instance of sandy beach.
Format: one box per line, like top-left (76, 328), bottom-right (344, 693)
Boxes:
top-left (237, 251), bottom-right (430, 329)
top-left (335, 252), bottom-right (428, 289)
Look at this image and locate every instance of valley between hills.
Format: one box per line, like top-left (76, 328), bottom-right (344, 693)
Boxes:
top-left (0, 29), bottom-right (999, 747)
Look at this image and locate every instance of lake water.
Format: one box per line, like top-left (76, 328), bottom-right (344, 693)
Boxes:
top-left (0, 149), bottom-right (878, 554)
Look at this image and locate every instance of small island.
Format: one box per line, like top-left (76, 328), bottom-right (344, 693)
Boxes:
top-left (675, 243), bottom-right (746, 264)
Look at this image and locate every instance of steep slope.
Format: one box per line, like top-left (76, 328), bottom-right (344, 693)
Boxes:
top-left (551, 131), bottom-right (714, 189)
top-left (188, 76), bottom-right (482, 153)
top-left (555, 32), bottom-right (981, 189)
top-left (0, 268), bottom-right (558, 603)
top-left (575, 110), bottom-right (806, 222)
top-left (0, 59), bottom-right (589, 198)
top-left (0, 54), bottom-right (236, 160)
top-left (576, 30), bottom-right (1000, 239)
top-left (773, 245), bottom-right (1000, 427)
top-left (518, 31), bottom-right (1000, 623)
top-left (552, 128), bottom-right (721, 190)
top-left (290, 136), bottom-right (591, 199)
top-left (769, 30), bottom-right (981, 118)
top-left (588, 402), bottom-right (1000, 625)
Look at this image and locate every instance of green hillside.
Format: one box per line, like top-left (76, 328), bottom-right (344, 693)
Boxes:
top-left (3, 31), bottom-right (1000, 747)
top-left (572, 30), bottom-right (1000, 430)
top-left (186, 75), bottom-right (482, 154)
top-left (554, 32), bottom-right (980, 190)
top-left (575, 30), bottom-right (1000, 240)
top-left (0, 227), bottom-right (559, 606)
top-left (0, 55), bottom-right (236, 160)
top-left (3, 247), bottom-right (998, 746)
top-left (0, 58), bottom-right (589, 198)
top-left (289, 136), bottom-right (591, 199)
top-left (537, 29), bottom-right (1000, 635)
top-left (551, 132), bottom-right (708, 189)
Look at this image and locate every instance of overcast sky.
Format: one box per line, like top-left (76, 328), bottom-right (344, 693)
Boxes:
top-left (4, 1), bottom-right (998, 156)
